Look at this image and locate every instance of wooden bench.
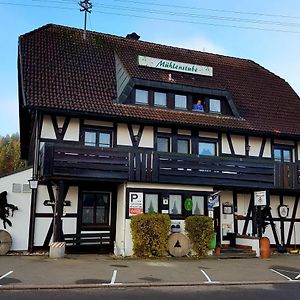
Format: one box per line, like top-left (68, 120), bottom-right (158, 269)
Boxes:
top-left (64, 232), bottom-right (111, 247)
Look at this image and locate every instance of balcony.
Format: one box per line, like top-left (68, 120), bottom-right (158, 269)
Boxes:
top-left (39, 143), bottom-right (300, 190)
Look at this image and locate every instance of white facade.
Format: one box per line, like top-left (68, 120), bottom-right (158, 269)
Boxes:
top-left (0, 168), bottom-right (32, 250)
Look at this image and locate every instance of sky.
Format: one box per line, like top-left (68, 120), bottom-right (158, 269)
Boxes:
top-left (1, 0), bottom-right (300, 136)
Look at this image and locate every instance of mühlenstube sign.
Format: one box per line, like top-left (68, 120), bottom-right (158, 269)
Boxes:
top-left (138, 55), bottom-right (213, 77)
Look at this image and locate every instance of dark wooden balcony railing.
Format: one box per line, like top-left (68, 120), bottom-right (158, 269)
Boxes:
top-left (39, 143), bottom-right (300, 190)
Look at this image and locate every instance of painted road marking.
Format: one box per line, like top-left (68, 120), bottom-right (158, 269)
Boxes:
top-left (295, 274), bottom-right (300, 280)
top-left (201, 269), bottom-right (220, 284)
top-left (270, 269), bottom-right (293, 281)
top-left (0, 271), bottom-right (13, 281)
top-left (275, 268), bottom-right (299, 275)
top-left (0, 270), bottom-right (13, 287)
top-left (110, 270), bottom-right (118, 285)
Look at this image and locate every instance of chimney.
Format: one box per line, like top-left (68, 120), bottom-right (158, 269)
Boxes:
top-left (126, 32), bottom-right (140, 40)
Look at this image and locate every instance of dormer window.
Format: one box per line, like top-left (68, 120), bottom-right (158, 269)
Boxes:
top-left (136, 89), bottom-right (148, 105)
top-left (175, 94), bottom-right (187, 110)
top-left (154, 92), bottom-right (167, 107)
top-left (209, 99), bottom-right (221, 113)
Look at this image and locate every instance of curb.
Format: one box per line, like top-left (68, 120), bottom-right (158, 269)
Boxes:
top-left (0, 280), bottom-right (299, 290)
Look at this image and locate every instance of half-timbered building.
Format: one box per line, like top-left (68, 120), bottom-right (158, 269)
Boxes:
top-left (12, 24), bottom-right (300, 255)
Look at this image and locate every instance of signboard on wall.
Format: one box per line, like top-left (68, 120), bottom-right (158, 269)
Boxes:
top-left (129, 192), bottom-right (143, 217)
top-left (254, 191), bottom-right (267, 206)
top-left (138, 56), bottom-right (213, 77)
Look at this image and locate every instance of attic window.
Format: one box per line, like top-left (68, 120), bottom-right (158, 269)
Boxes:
top-left (209, 99), bottom-right (221, 113)
top-left (175, 94), bottom-right (187, 109)
top-left (154, 92), bottom-right (167, 107)
top-left (136, 89), bottom-right (148, 105)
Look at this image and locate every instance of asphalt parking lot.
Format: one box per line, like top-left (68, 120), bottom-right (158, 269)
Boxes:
top-left (0, 254), bottom-right (299, 289)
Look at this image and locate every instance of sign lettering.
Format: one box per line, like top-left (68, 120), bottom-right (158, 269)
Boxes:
top-left (138, 56), bottom-right (213, 77)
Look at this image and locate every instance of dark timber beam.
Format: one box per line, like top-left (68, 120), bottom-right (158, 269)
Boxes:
top-left (53, 181), bottom-right (68, 242)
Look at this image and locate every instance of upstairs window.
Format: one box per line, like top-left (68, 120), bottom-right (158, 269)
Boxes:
top-left (177, 138), bottom-right (190, 154)
top-left (198, 141), bottom-right (216, 156)
top-left (157, 136), bottom-right (171, 152)
top-left (136, 89), bottom-right (148, 105)
top-left (274, 147), bottom-right (293, 162)
top-left (154, 92), bottom-right (167, 107)
top-left (175, 94), bottom-right (187, 109)
top-left (84, 131), bottom-right (97, 147)
top-left (84, 129), bottom-right (112, 148)
top-left (209, 99), bottom-right (221, 113)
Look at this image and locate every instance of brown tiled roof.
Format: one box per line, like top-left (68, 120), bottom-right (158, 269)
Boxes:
top-left (19, 24), bottom-right (300, 136)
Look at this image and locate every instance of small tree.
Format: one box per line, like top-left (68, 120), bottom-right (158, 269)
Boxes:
top-left (185, 216), bottom-right (214, 257)
top-left (130, 213), bottom-right (171, 257)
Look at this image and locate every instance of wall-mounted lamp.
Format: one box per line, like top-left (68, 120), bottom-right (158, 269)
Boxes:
top-left (133, 134), bottom-right (139, 142)
top-left (245, 144), bottom-right (251, 153)
top-left (28, 178), bottom-right (39, 190)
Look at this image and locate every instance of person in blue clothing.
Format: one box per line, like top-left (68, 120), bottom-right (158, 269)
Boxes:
top-left (193, 99), bottom-right (204, 111)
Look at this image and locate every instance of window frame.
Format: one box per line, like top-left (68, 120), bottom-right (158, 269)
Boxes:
top-left (144, 193), bottom-right (159, 214)
top-left (177, 137), bottom-right (190, 154)
top-left (174, 94), bottom-right (187, 110)
top-left (83, 127), bottom-right (113, 148)
top-left (169, 194), bottom-right (183, 216)
top-left (273, 145), bottom-right (293, 162)
top-left (135, 89), bottom-right (149, 105)
top-left (156, 135), bottom-right (171, 152)
top-left (209, 98), bottom-right (221, 113)
top-left (81, 191), bottom-right (111, 229)
top-left (154, 91), bottom-right (167, 107)
top-left (198, 139), bottom-right (217, 157)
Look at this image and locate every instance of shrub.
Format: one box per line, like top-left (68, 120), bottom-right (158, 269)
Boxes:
top-left (185, 216), bottom-right (214, 257)
top-left (130, 213), bottom-right (171, 257)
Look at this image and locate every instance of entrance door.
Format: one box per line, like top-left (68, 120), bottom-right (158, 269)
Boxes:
top-left (79, 191), bottom-right (112, 247)
top-left (81, 192), bottom-right (111, 227)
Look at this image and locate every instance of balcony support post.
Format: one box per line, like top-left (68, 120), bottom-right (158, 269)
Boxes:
top-left (53, 180), bottom-right (66, 242)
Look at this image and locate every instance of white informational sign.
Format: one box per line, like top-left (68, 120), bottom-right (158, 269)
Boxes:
top-left (138, 56), bottom-right (213, 77)
top-left (254, 191), bottom-right (267, 206)
top-left (129, 192), bottom-right (144, 217)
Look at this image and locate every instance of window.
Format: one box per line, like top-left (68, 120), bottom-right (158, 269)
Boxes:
top-left (84, 129), bottom-right (112, 148)
top-left (274, 147), bottom-right (293, 162)
top-left (157, 136), bottom-right (171, 152)
top-left (175, 95), bottom-right (187, 109)
top-left (99, 132), bottom-right (111, 148)
top-left (145, 194), bottom-right (159, 213)
top-left (84, 131), bottom-right (96, 146)
top-left (177, 138), bottom-right (190, 154)
top-left (82, 192), bottom-right (110, 226)
top-left (192, 196), bottom-right (204, 215)
top-left (209, 99), bottom-right (221, 113)
top-left (169, 195), bottom-right (182, 215)
top-left (198, 141), bottom-right (216, 156)
top-left (136, 89), bottom-right (148, 104)
top-left (154, 92), bottom-right (167, 107)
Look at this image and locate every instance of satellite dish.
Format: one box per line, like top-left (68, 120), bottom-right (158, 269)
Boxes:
top-left (0, 230), bottom-right (12, 255)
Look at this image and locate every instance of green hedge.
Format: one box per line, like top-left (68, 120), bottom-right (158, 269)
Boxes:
top-left (185, 216), bottom-right (214, 257)
top-left (130, 213), bottom-right (171, 257)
